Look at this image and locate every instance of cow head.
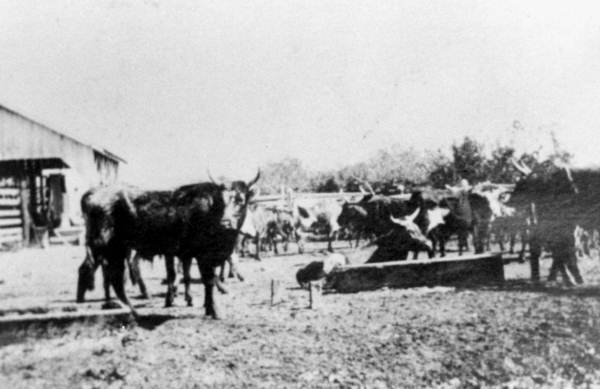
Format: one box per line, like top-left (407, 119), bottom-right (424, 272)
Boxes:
top-left (389, 208), bottom-right (432, 251)
top-left (337, 202), bottom-right (368, 230)
top-left (509, 159), bottom-right (578, 211)
top-left (211, 170), bottom-right (260, 230)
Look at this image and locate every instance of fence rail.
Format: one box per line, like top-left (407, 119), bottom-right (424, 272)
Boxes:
top-left (0, 187), bottom-right (23, 247)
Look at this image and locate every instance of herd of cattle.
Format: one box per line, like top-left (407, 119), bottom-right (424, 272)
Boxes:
top-left (74, 160), bottom-right (600, 319)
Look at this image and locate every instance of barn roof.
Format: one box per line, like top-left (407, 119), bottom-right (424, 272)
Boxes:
top-left (0, 104), bottom-right (125, 164)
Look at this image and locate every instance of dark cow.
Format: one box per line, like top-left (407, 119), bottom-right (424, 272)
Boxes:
top-left (80, 172), bottom-right (259, 319)
top-left (509, 160), bottom-right (594, 284)
top-left (365, 209), bottom-right (433, 263)
top-left (432, 186), bottom-right (493, 257)
top-left (405, 191), bottom-right (450, 258)
top-left (336, 193), bottom-right (433, 262)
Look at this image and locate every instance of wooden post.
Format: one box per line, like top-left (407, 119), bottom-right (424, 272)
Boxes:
top-left (308, 282), bottom-right (321, 309)
top-left (19, 177), bottom-right (30, 246)
top-left (270, 279), bottom-right (281, 306)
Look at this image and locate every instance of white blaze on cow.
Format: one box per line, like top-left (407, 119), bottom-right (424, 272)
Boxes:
top-left (426, 206), bottom-right (450, 233)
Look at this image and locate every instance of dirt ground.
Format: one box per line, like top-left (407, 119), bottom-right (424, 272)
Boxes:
top-left (1, 242), bottom-right (600, 388)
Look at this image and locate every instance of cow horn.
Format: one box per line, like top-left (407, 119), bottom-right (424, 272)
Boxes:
top-left (247, 169), bottom-right (261, 187)
top-left (390, 215), bottom-right (403, 225)
top-left (407, 207), bottom-right (420, 222)
top-left (352, 176), bottom-right (375, 196)
top-left (207, 169), bottom-right (217, 184)
top-left (563, 165), bottom-right (579, 194)
top-left (510, 159), bottom-right (532, 176)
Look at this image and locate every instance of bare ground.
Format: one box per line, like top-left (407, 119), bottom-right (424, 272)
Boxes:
top-left (1, 243), bottom-right (600, 388)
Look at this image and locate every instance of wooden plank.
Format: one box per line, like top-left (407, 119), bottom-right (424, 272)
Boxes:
top-left (0, 218), bottom-right (21, 227)
top-left (0, 198), bottom-right (20, 207)
top-left (325, 253), bottom-right (505, 293)
top-left (0, 209), bottom-right (21, 218)
top-left (0, 188), bottom-right (20, 197)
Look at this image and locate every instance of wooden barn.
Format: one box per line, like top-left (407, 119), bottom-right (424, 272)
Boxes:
top-left (0, 105), bottom-right (124, 248)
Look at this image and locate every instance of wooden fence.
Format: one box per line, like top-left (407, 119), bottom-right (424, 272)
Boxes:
top-left (0, 187), bottom-right (23, 246)
top-left (252, 191), bottom-right (409, 206)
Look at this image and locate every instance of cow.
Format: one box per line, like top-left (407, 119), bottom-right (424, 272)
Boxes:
top-left (405, 191), bottom-right (450, 258)
top-left (337, 201), bottom-right (371, 248)
top-left (290, 196), bottom-right (344, 253)
top-left (335, 192), bottom-right (433, 261)
top-left (431, 183), bottom-right (493, 257)
top-left (238, 204), bottom-right (294, 260)
top-left (79, 171), bottom-right (260, 319)
top-left (365, 208), bottom-right (433, 263)
top-left (509, 160), bottom-right (595, 284)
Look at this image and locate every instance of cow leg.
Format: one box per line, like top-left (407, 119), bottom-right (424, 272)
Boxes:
top-left (254, 234), bottom-right (261, 261)
top-left (552, 258), bottom-right (573, 286)
top-left (228, 253), bottom-right (244, 281)
top-left (272, 235), bottom-right (280, 255)
top-left (219, 261), bottom-right (227, 283)
top-left (101, 262), bottom-right (111, 303)
top-left (76, 248), bottom-right (101, 303)
top-left (509, 232), bottom-right (516, 254)
top-left (283, 234), bottom-right (289, 253)
top-left (438, 235), bottom-right (446, 257)
top-left (180, 256), bottom-right (193, 307)
top-left (107, 252), bottom-right (138, 318)
top-left (552, 240), bottom-right (583, 285)
top-left (129, 254), bottom-right (149, 299)
top-left (529, 234), bottom-right (542, 282)
top-left (457, 233), bottom-right (465, 255)
top-left (327, 231), bottom-right (336, 253)
top-left (294, 230), bottom-right (304, 254)
top-left (199, 264), bottom-right (220, 319)
top-left (566, 251), bottom-right (584, 285)
top-left (164, 255), bottom-right (177, 307)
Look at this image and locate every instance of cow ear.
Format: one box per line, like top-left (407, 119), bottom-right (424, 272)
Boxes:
top-left (297, 206), bottom-right (310, 219)
top-left (247, 188), bottom-right (257, 199)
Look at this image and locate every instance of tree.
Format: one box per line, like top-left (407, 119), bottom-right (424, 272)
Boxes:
top-left (259, 157), bottom-right (309, 194)
top-left (486, 145), bottom-right (518, 183)
top-left (428, 151), bottom-right (455, 188)
top-left (452, 137), bottom-right (487, 184)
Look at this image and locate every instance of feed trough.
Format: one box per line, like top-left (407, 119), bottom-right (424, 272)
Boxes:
top-left (324, 252), bottom-right (504, 293)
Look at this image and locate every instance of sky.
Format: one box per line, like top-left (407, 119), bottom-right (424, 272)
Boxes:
top-left (1, 0), bottom-right (600, 188)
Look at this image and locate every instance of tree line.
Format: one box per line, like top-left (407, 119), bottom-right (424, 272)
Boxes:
top-left (256, 135), bottom-right (572, 195)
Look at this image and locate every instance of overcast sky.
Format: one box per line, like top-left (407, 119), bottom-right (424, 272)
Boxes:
top-left (1, 0), bottom-right (599, 188)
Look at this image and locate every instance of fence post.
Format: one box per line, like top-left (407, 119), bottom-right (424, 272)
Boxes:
top-left (270, 279), bottom-right (281, 306)
top-left (309, 282), bottom-right (321, 309)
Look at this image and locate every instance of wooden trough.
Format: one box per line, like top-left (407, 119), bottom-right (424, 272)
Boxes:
top-left (324, 252), bottom-right (504, 293)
